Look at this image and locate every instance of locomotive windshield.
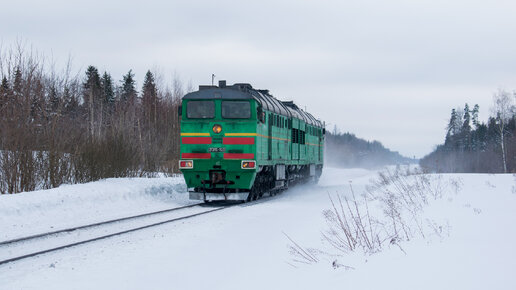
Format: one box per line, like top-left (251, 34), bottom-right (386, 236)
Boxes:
top-left (187, 101), bottom-right (215, 119)
top-left (222, 101), bottom-right (251, 119)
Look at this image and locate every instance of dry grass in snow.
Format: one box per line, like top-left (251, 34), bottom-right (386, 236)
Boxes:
top-left (287, 166), bottom-right (463, 268)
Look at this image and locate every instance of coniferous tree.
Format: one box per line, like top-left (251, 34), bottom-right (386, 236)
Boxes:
top-left (120, 70), bottom-right (137, 104)
top-left (101, 72), bottom-right (115, 106)
top-left (0, 46), bottom-right (185, 193)
top-left (30, 82), bottom-right (43, 123)
top-left (462, 104), bottom-right (471, 131)
top-left (83, 66), bottom-right (102, 92)
top-left (446, 109), bottom-right (457, 135)
top-left (83, 66), bottom-right (102, 139)
top-left (472, 123), bottom-right (488, 152)
top-left (445, 109), bottom-right (458, 150)
top-left (0, 77), bottom-right (8, 91)
top-left (12, 68), bottom-right (24, 122)
top-left (461, 103), bottom-right (471, 150)
top-left (421, 101), bottom-right (516, 173)
top-left (13, 68), bottom-right (23, 98)
top-left (118, 70), bottom-right (138, 142)
top-left (471, 104), bottom-right (480, 129)
top-left (63, 86), bottom-right (79, 118)
top-left (487, 117), bottom-right (498, 144)
top-left (48, 85), bottom-right (60, 115)
top-left (99, 72), bottom-right (115, 132)
top-left (142, 70), bottom-right (158, 126)
top-left (0, 77), bottom-right (9, 114)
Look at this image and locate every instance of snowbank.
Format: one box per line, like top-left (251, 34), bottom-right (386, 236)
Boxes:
top-left (0, 177), bottom-right (194, 241)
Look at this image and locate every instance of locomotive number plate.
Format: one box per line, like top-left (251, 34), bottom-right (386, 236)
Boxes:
top-left (208, 147), bottom-right (225, 152)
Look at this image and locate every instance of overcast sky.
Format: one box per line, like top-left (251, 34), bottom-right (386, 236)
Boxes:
top-left (2, 0), bottom-right (516, 157)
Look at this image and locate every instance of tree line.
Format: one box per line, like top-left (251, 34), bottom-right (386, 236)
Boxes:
top-left (326, 127), bottom-right (412, 169)
top-left (0, 46), bottom-right (184, 194)
top-left (420, 90), bottom-right (516, 173)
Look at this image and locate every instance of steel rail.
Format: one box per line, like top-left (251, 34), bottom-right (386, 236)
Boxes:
top-left (0, 203), bottom-right (205, 247)
top-left (0, 206), bottom-right (228, 266)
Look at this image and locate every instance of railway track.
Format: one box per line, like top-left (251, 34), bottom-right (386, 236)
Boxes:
top-left (0, 202), bottom-right (232, 266)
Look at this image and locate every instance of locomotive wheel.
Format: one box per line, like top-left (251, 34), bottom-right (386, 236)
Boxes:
top-left (247, 186), bottom-right (257, 202)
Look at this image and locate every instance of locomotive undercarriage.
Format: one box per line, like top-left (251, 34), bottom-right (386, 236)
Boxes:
top-left (189, 164), bottom-right (323, 202)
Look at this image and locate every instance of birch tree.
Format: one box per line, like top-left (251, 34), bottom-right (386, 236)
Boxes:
top-left (491, 89), bottom-right (515, 173)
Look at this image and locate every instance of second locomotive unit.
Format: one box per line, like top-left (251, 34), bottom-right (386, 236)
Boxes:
top-left (179, 81), bottom-right (324, 202)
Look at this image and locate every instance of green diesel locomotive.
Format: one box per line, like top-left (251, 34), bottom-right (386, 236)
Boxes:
top-left (179, 81), bottom-right (324, 202)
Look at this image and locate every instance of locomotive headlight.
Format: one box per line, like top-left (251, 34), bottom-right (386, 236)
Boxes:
top-left (241, 160), bottom-right (256, 169)
top-left (212, 124), bottom-right (222, 134)
top-left (179, 160), bottom-right (193, 169)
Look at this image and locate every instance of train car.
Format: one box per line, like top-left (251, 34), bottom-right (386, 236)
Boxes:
top-left (179, 81), bottom-right (324, 202)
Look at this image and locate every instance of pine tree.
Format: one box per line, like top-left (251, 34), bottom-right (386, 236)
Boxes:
top-left (471, 104), bottom-right (480, 129)
top-left (461, 103), bottom-right (471, 150)
top-left (83, 66), bottom-right (102, 139)
top-left (446, 109), bottom-right (457, 136)
top-left (100, 71), bottom-right (115, 129)
top-left (119, 70), bottom-right (138, 136)
top-left (30, 92), bottom-right (42, 123)
top-left (0, 77), bottom-right (8, 94)
top-left (422, 98), bottom-right (516, 173)
top-left (12, 68), bottom-right (23, 118)
top-left (48, 85), bottom-right (60, 115)
top-left (101, 72), bottom-right (115, 105)
top-left (13, 68), bottom-right (23, 98)
top-left (445, 109), bottom-right (458, 149)
top-left (120, 70), bottom-right (137, 104)
top-left (0, 77), bottom-right (9, 113)
top-left (142, 70), bottom-right (158, 126)
top-left (83, 66), bottom-right (102, 98)
top-left (462, 104), bottom-right (471, 131)
top-left (474, 123), bottom-right (488, 151)
top-left (63, 86), bottom-right (79, 118)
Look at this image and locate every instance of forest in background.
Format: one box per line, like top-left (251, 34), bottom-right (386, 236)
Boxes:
top-left (325, 128), bottom-right (413, 169)
top-left (1, 44), bottom-right (471, 195)
top-left (420, 90), bottom-right (516, 173)
top-left (0, 46), bottom-right (184, 194)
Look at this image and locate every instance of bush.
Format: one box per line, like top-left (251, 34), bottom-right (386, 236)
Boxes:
top-left (286, 167), bottom-right (460, 267)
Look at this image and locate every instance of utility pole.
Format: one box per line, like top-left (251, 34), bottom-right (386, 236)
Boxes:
top-left (211, 74), bottom-right (216, 86)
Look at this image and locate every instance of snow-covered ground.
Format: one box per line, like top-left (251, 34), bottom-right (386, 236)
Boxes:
top-left (1, 167), bottom-right (515, 290)
top-left (0, 177), bottom-right (195, 241)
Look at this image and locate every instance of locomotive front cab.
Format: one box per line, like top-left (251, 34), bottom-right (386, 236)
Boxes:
top-left (179, 92), bottom-right (259, 201)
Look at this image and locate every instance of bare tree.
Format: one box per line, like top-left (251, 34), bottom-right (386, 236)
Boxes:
top-left (0, 42), bottom-right (186, 194)
top-left (491, 89), bottom-right (516, 173)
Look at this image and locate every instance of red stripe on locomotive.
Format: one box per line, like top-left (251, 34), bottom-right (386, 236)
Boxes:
top-left (223, 153), bottom-right (255, 159)
top-left (182, 137), bottom-right (212, 144)
top-left (222, 137), bottom-right (255, 145)
top-left (181, 153), bottom-right (211, 159)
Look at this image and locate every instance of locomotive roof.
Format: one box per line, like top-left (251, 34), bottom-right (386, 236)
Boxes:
top-left (183, 82), bottom-right (323, 127)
